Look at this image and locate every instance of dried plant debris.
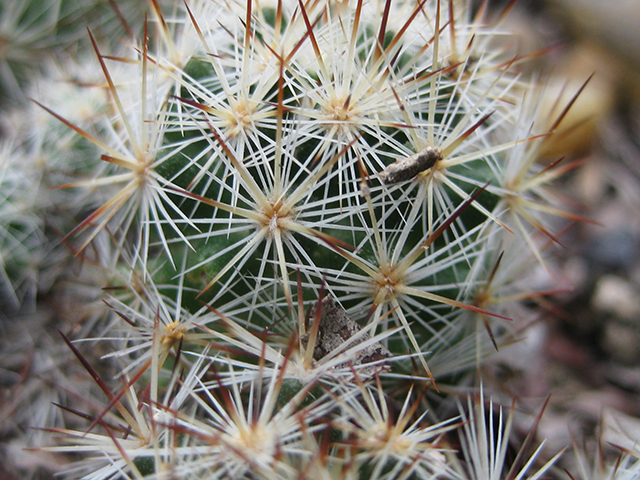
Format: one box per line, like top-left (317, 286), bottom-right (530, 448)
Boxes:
top-left (303, 295), bottom-right (391, 377)
top-left (379, 146), bottom-right (443, 184)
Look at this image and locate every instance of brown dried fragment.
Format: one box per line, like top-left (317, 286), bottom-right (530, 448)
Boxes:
top-left (379, 146), bottom-right (442, 184)
top-left (302, 296), bottom-right (391, 377)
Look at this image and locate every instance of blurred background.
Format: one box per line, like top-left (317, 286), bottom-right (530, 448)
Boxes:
top-left (479, 0), bottom-right (640, 474)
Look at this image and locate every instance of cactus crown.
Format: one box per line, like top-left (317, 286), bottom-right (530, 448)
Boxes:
top-left (0, 0), bottom-right (595, 478)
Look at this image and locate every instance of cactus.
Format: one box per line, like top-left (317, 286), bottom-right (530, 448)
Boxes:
top-left (0, 0), bottom-right (607, 478)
